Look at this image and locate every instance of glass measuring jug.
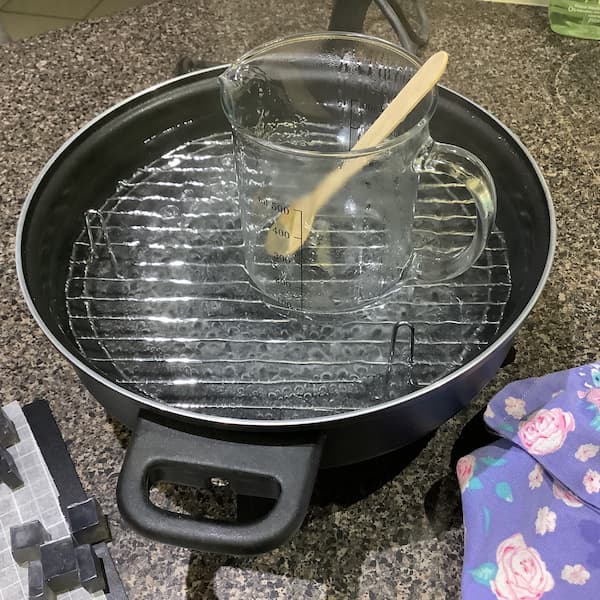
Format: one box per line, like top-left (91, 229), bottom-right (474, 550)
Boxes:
top-left (219, 32), bottom-right (496, 313)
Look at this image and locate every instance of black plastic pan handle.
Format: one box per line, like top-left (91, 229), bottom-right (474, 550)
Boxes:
top-left (116, 414), bottom-right (323, 555)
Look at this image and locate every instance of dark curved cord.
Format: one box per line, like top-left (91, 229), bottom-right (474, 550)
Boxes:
top-left (374, 0), bottom-right (415, 51)
top-left (413, 0), bottom-right (431, 44)
top-left (389, 0), bottom-right (431, 47)
top-left (375, 0), bottom-right (430, 49)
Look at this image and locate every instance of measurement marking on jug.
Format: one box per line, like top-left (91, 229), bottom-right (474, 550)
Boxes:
top-left (272, 226), bottom-right (290, 239)
top-left (272, 253), bottom-right (294, 264)
top-left (258, 195), bottom-right (290, 215)
top-left (295, 208), bottom-right (304, 311)
top-left (349, 99), bottom-right (355, 150)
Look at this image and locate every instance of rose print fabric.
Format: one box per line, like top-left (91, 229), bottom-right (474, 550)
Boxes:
top-left (459, 441), bottom-right (597, 599)
top-left (484, 364), bottom-right (600, 511)
top-left (459, 363), bottom-right (600, 599)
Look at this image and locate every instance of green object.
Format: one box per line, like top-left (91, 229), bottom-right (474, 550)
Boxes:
top-left (549, 0), bottom-right (600, 39)
top-left (469, 562), bottom-right (498, 586)
top-left (495, 481), bottom-right (514, 502)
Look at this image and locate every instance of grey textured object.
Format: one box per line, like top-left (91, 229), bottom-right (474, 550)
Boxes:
top-left (76, 545), bottom-right (107, 593)
top-left (40, 537), bottom-right (79, 593)
top-left (28, 561), bottom-right (57, 600)
top-left (213, 567), bottom-right (328, 599)
top-left (10, 520), bottom-right (50, 564)
top-left (67, 498), bottom-right (111, 545)
top-left (0, 446), bottom-right (23, 489)
top-left (0, 403), bottom-right (108, 599)
top-left (0, 407), bottom-right (19, 448)
top-left (357, 529), bottom-right (464, 598)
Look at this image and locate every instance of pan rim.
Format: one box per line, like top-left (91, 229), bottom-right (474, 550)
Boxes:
top-left (15, 65), bottom-right (556, 430)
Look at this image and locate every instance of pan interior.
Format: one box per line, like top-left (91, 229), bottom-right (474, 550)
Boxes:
top-left (65, 131), bottom-right (511, 420)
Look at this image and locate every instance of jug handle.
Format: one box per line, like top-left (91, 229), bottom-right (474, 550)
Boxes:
top-left (408, 140), bottom-right (497, 282)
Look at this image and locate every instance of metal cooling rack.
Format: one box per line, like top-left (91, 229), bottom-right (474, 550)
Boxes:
top-left (66, 133), bottom-right (511, 420)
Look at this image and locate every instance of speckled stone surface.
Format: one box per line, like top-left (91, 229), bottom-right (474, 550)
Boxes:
top-left (0, 0), bottom-right (598, 598)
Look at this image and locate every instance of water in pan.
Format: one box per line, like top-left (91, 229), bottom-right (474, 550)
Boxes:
top-left (66, 133), bottom-right (511, 420)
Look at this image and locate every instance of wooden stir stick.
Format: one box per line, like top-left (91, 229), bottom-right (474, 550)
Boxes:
top-left (265, 50), bottom-right (449, 257)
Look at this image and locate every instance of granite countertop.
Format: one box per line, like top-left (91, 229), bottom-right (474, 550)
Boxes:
top-left (0, 0), bottom-right (598, 598)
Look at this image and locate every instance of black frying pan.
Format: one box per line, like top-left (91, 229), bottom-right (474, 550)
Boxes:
top-left (16, 66), bottom-right (554, 554)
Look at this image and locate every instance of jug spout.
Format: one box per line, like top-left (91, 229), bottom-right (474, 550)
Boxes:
top-left (219, 61), bottom-right (270, 131)
top-left (218, 61), bottom-right (243, 95)
top-left (217, 63), bottom-right (243, 126)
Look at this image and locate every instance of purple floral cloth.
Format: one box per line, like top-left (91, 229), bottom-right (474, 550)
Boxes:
top-left (458, 363), bottom-right (600, 599)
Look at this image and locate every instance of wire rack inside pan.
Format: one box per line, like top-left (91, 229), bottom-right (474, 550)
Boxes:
top-left (66, 133), bottom-right (511, 420)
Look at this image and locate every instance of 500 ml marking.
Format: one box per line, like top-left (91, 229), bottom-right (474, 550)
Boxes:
top-left (257, 196), bottom-right (290, 215)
